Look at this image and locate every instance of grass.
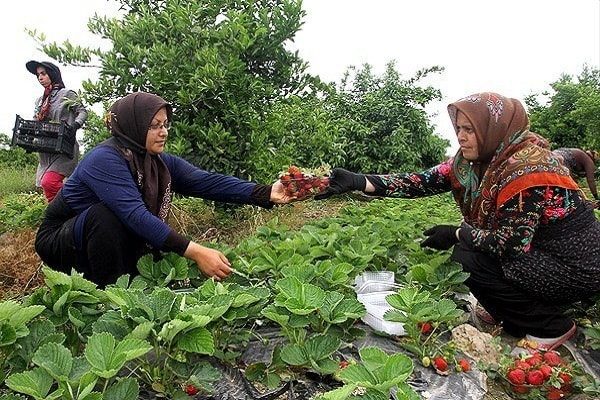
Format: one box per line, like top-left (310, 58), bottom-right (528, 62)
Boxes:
top-left (170, 195), bottom-right (350, 247)
top-left (0, 165), bottom-right (36, 198)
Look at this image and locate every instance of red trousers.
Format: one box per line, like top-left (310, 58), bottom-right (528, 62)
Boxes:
top-left (40, 171), bottom-right (65, 202)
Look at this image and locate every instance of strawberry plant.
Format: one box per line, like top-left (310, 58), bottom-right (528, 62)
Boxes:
top-left (188, 279), bottom-right (271, 361)
top-left (1, 319), bottom-right (65, 386)
top-left (383, 286), bottom-right (465, 374)
top-left (583, 322), bottom-right (600, 349)
top-left (23, 268), bottom-right (106, 352)
top-left (99, 284), bottom-right (219, 396)
top-left (314, 347), bottom-right (419, 400)
top-left (0, 300), bottom-right (45, 382)
top-left (133, 252), bottom-right (197, 288)
top-left (279, 334), bottom-right (341, 374)
top-left (5, 332), bottom-right (151, 400)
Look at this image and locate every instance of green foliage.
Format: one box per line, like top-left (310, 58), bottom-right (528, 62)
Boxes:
top-left (0, 134), bottom-right (37, 169)
top-left (249, 95), bottom-right (346, 181)
top-left (133, 253), bottom-right (197, 288)
top-left (6, 335), bottom-right (146, 400)
top-left (328, 63), bottom-right (449, 173)
top-left (526, 65), bottom-right (600, 150)
top-left (0, 193), bottom-right (46, 234)
top-left (280, 334), bottom-right (341, 374)
top-left (80, 109), bottom-right (111, 152)
top-left (584, 322), bottom-right (600, 350)
top-left (36, 0), bottom-right (318, 179)
top-left (315, 347), bottom-right (418, 400)
top-left (0, 135), bottom-right (37, 198)
top-left (25, 268), bottom-right (107, 352)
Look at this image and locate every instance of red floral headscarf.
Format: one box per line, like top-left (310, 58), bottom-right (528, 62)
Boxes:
top-left (447, 92), bottom-right (578, 228)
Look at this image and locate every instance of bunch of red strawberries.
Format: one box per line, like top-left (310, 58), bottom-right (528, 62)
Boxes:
top-left (279, 165), bottom-right (329, 199)
top-left (504, 349), bottom-right (573, 399)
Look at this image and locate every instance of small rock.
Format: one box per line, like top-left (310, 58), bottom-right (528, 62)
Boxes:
top-left (451, 324), bottom-right (502, 365)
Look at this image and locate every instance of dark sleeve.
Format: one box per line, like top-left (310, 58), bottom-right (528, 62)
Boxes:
top-left (77, 147), bottom-right (186, 253)
top-left (366, 160), bottom-right (453, 197)
top-left (250, 184), bottom-right (274, 208)
top-left (458, 186), bottom-right (582, 258)
top-left (163, 154), bottom-right (273, 207)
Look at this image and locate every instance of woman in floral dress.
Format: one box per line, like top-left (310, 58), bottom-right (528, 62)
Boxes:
top-left (318, 92), bottom-right (600, 349)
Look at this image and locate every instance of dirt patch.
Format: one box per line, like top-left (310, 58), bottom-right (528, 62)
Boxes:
top-left (0, 229), bottom-right (43, 299)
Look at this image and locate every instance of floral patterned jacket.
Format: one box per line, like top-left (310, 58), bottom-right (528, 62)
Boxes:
top-left (367, 159), bottom-right (588, 259)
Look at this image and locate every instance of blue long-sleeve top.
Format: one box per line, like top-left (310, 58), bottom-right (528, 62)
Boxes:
top-left (62, 145), bottom-right (264, 253)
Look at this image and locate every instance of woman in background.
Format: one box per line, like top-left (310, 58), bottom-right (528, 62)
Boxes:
top-left (552, 147), bottom-right (598, 204)
top-left (26, 60), bottom-right (88, 202)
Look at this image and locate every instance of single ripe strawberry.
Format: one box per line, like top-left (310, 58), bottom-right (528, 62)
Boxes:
top-left (185, 384), bottom-right (199, 395)
top-left (546, 388), bottom-right (566, 400)
top-left (339, 360), bottom-right (349, 369)
top-left (539, 364), bottom-right (553, 379)
top-left (418, 321), bottom-right (432, 334)
top-left (514, 360), bottom-right (531, 371)
top-left (511, 385), bottom-right (530, 394)
top-left (507, 368), bottom-right (526, 385)
top-left (558, 372), bottom-right (572, 391)
top-left (526, 369), bottom-right (545, 386)
top-left (543, 351), bottom-right (562, 367)
top-left (458, 359), bottom-right (471, 372)
top-left (526, 352), bottom-right (543, 366)
top-left (433, 356), bottom-right (448, 372)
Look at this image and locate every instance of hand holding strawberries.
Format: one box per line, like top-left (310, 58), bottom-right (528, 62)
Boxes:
top-left (313, 168), bottom-right (366, 200)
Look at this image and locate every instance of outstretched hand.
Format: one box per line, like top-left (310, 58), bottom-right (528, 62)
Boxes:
top-left (420, 225), bottom-right (460, 250)
top-left (314, 168), bottom-right (367, 200)
top-left (270, 180), bottom-right (296, 204)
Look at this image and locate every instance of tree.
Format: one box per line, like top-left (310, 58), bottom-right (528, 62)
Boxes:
top-left (327, 62), bottom-right (449, 173)
top-left (32, 0), bottom-right (319, 178)
top-left (526, 65), bottom-right (600, 150)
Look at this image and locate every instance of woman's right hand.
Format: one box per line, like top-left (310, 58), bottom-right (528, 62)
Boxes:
top-left (314, 168), bottom-right (367, 200)
top-left (184, 242), bottom-right (232, 280)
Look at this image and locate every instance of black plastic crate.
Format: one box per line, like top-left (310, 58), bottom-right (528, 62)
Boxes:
top-left (11, 114), bottom-right (75, 158)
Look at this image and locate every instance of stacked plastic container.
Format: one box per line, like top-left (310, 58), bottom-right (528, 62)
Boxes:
top-left (354, 271), bottom-right (406, 335)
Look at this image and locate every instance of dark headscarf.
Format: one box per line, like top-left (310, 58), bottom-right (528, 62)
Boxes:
top-left (26, 60), bottom-right (65, 88)
top-left (26, 60), bottom-right (66, 121)
top-left (447, 92), bottom-right (577, 228)
top-left (106, 92), bottom-right (174, 221)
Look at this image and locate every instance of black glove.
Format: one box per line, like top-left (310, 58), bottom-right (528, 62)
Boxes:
top-left (420, 225), bottom-right (460, 250)
top-left (314, 168), bottom-right (366, 200)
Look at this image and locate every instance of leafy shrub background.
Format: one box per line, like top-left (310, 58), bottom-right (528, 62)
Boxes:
top-left (33, 0), bottom-right (450, 183)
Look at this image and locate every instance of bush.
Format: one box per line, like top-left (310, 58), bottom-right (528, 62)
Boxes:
top-left (328, 63), bottom-right (449, 173)
top-left (0, 192), bottom-right (46, 234)
top-left (0, 134), bottom-right (37, 169)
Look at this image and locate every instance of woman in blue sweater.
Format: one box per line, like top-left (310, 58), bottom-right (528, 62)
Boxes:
top-left (35, 92), bottom-right (292, 287)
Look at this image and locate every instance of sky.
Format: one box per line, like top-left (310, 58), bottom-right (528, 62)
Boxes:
top-left (2, 0), bottom-right (599, 154)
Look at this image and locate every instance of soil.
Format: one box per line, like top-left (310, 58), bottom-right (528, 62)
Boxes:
top-left (0, 228), bottom-right (43, 299)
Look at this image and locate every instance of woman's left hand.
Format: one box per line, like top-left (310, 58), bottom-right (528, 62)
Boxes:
top-left (270, 180), bottom-right (296, 204)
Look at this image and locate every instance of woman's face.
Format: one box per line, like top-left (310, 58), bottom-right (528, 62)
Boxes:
top-left (146, 107), bottom-right (169, 155)
top-left (456, 110), bottom-right (479, 160)
top-left (36, 66), bottom-right (52, 88)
